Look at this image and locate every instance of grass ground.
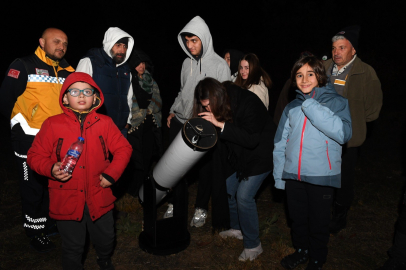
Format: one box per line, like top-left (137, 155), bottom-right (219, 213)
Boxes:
top-left (0, 102), bottom-right (404, 270)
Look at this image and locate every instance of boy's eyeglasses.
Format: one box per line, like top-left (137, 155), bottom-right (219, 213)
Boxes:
top-left (67, 88), bottom-right (94, 97)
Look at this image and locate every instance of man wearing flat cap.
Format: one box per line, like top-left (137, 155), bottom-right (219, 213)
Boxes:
top-left (76, 27), bottom-right (134, 137)
top-left (324, 25), bottom-right (383, 234)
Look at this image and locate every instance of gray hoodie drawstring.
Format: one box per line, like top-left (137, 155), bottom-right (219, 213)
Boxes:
top-left (190, 57), bottom-right (202, 75)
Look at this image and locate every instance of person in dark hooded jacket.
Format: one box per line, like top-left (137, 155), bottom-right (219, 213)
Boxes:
top-left (27, 72), bottom-right (132, 270)
top-left (126, 48), bottom-right (163, 197)
top-left (222, 49), bottom-right (244, 81)
top-left (76, 27), bottom-right (135, 138)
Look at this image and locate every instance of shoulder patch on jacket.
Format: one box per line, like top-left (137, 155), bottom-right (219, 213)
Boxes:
top-left (8, 69), bottom-right (20, 79)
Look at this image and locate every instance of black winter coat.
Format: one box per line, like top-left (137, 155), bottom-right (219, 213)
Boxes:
top-left (210, 83), bottom-right (275, 229)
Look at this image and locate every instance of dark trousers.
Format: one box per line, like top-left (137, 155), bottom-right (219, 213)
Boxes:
top-left (286, 180), bottom-right (334, 263)
top-left (57, 205), bottom-right (114, 270)
top-left (194, 151), bottom-right (213, 210)
top-left (398, 194), bottom-right (406, 235)
top-left (168, 116), bottom-right (212, 210)
top-left (11, 123), bottom-right (54, 237)
top-left (127, 115), bottom-right (159, 196)
top-left (335, 147), bottom-right (359, 206)
top-left (389, 193), bottom-right (406, 261)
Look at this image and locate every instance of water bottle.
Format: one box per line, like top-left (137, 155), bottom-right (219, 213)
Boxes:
top-left (59, 137), bottom-right (84, 175)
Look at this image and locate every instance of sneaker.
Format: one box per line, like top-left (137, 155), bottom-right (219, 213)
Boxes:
top-left (238, 243), bottom-right (263, 261)
top-left (281, 248), bottom-right (309, 269)
top-left (30, 234), bottom-right (56, 253)
top-left (306, 258), bottom-right (324, 270)
top-left (219, 229), bottom-right (243, 240)
top-left (190, 208), bottom-right (207, 227)
top-left (163, 203), bottom-right (174, 219)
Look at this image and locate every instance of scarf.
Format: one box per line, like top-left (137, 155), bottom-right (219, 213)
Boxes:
top-left (138, 71), bottom-right (154, 94)
top-left (129, 71), bottom-right (162, 132)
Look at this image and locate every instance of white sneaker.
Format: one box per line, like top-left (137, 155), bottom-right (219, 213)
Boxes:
top-left (190, 208), bottom-right (207, 227)
top-left (219, 229), bottom-right (243, 240)
top-left (163, 203), bottom-right (173, 219)
top-left (238, 243), bottom-right (263, 261)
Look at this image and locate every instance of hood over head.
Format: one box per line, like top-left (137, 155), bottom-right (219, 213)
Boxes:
top-left (227, 49), bottom-right (244, 75)
top-left (178, 16), bottom-right (213, 60)
top-left (128, 48), bottom-right (154, 75)
top-left (59, 72), bottom-right (103, 114)
top-left (102, 27), bottom-right (134, 66)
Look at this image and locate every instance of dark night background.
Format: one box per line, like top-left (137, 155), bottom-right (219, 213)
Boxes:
top-left (1, 1), bottom-right (406, 269)
top-left (1, 0), bottom-right (405, 123)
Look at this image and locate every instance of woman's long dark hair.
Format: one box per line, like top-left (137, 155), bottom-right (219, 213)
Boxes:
top-left (192, 78), bottom-right (233, 123)
top-left (234, 53), bottom-right (272, 90)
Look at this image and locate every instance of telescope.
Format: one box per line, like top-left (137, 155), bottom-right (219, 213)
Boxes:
top-left (139, 117), bottom-right (217, 255)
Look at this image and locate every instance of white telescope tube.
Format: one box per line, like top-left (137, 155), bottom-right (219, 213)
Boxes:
top-left (139, 117), bottom-right (217, 204)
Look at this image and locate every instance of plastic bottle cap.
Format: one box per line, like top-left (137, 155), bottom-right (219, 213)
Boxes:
top-left (78, 137), bottom-right (85, 142)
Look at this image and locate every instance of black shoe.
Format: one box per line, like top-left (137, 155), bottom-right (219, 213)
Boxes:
top-left (281, 248), bottom-right (309, 269)
top-left (377, 258), bottom-right (406, 270)
top-left (329, 202), bottom-right (349, 234)
top-left (306, 258), bottom-right (324, 270)
top-left (97, 257), bottom-right (114, 270)
top-left (30, 234), bottom-right (56, 253)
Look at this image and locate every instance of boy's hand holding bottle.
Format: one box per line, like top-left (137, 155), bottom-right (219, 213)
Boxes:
top-left (52, 162), bottom-right (72, 181)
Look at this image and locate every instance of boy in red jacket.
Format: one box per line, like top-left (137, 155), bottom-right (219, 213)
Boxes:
top-left (27, 72), bottom-right (132, 270)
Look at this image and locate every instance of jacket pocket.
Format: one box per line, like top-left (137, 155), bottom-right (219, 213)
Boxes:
top-left (326, 141), bottom-right (332, 170)
top-left (93, 186), bottom-right (116, 208)
top-left (48, 180), bottom-right (78, 215)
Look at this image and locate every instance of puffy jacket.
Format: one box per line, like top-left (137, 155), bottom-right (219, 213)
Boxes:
top-left (76, 27), bottom-right (134, 130)
top-left (27, 72), bottom-right (132, 221)
top-left (273, 82), bottom-right (352, 190)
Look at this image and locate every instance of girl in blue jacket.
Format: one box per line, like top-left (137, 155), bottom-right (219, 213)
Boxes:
top-left (273, 56), bottom-right (352, 270)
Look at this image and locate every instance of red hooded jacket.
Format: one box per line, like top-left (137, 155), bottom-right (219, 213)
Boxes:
top-left (27, 72), bottom-right (132, 222)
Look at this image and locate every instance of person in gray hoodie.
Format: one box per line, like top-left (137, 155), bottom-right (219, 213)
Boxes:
top-left (165, 16), bottom-right (231, 227)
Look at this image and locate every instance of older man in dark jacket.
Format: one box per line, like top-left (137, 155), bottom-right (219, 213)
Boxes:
top-left (324, 25), bottom-right (383, 234)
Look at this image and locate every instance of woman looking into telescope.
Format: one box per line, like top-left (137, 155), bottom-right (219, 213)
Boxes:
top-left (192, 77), bottom-right (274, 261)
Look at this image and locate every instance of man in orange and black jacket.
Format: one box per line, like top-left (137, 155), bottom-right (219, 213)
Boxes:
top-left (0, 28), bottom-right (74, 252)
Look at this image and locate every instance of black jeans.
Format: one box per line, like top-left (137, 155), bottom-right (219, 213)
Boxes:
top-left (335, 147), bottom-right (359, 206)
top-left (389, 193), bottom-right (406, 261)
top-left (11, 123), bottom-right (54, 237)
top-left (57, 205), bottom-right (114, 270)
top-left (127, 115), bottom-right (159, 196)
top-left (286, 180), bottom-right (334, 263)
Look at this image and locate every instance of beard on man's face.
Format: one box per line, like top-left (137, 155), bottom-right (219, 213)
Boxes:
top-left (45, 48), bottom-right (65, 61)
top-left (111, 50), bottom-right (126, 64)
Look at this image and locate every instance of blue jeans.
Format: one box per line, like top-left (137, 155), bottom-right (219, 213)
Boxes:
top-left (226, 170), bottom-right (271, 248)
